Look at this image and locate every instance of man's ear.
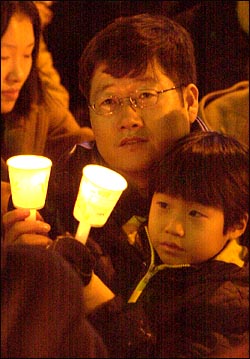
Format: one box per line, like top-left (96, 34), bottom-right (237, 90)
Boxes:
top-left (227, 213), bottom-right (249, 240)
top-left (183, 83), bottom-right (199, 124)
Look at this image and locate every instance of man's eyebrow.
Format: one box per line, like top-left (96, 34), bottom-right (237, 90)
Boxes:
top-left (94, 84), bottom-right (112, 94)
top-left (92, 77), bottom-right (159, 98)
top-left (135, 76), bottom-right (159, 84)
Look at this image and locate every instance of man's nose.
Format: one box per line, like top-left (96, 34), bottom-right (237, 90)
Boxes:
top-left (118, 97), bottom-right (144, 129)
top-left (121, 96), bottom-right (138, 109)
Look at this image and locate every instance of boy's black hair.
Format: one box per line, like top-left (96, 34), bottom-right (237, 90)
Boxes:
top-left (151, 131), bottom-right (249, 245)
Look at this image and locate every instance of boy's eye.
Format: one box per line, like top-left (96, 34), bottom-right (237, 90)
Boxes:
top-left (157, 201), bottom-right (168, 209)
top-left (189, 210), bottom-right (206, 218)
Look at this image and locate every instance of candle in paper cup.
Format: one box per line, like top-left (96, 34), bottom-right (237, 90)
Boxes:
top-left (7, 155), bottom-right (52, 210)
top-left (74, 164), bottom-right (127, 227)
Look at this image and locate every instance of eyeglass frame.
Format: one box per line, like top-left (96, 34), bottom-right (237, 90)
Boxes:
top-left (88, 85), bottom-right (184, 116)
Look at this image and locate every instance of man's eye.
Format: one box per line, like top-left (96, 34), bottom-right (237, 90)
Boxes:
top-left (99, 98), bottom-right (117, 107)
top-left (139, 91), bottom-right (155, 99)
top-left (103, 98), bottom-right (114, 105)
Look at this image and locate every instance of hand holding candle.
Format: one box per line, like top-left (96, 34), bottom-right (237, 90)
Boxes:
top-left (7, 155), bottom-right (52, 221)
top-left (73, 164), bottom-right (127, 244)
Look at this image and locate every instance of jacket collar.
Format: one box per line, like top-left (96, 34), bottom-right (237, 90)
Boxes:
top-left (214, 238), bottom-right (248, 267)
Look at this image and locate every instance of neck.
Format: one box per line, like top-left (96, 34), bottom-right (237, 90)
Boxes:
top-left (119, 168), bottom-right (150, 197)
top-left (94, 149), bottom-right (151, 197)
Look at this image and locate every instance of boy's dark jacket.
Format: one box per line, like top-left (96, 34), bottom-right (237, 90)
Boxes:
top-left (88, 227), bottom-right (249, 358)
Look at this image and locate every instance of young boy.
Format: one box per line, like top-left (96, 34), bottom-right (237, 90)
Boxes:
top-left (84, 131), bottom-right (249, 358)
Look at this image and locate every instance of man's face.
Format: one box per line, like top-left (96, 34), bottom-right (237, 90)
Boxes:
top-left (89, 62), bottom-right (198, 180)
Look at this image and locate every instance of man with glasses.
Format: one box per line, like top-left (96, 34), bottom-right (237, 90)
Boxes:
top-left (89, 86), bottom-right (184, 116)
top-left (3, 14), bottom-right (208, 297)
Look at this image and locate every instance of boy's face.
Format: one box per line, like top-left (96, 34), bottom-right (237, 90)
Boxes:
top-left (148, 193), bottom-right (234, 265)
top-left (88, 61), bottom-right (198, 181)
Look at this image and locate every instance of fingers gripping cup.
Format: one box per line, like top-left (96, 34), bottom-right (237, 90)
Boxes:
top-left (73, 164), bottom-right (127, 244)
top-left (7, 155), bottom-right (52, 220)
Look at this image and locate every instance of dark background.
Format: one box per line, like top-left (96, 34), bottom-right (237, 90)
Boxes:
top-left (45, 1), bottom-right (249, 116)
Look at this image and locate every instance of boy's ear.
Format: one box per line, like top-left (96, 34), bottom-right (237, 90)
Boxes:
top-left (228, 213), bottom-right (249, 240)
top-left (183, 83), bottom-right (199, 123)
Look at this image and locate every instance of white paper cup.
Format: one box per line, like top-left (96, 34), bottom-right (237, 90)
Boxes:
top-left (73, 164), bottom-right (127, 227)
top-left (7, 155), bottom-right (52, 210)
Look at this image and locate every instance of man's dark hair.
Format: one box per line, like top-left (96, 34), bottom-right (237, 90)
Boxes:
top-left (79, 13), bottom-right (197, 100)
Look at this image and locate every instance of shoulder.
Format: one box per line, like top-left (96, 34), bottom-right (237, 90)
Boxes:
top-left (2, 245), bottom-right (83, 291)
top-left (210, 263), bottom-right (249, 307)
top-left (38, 94), bottom-right (77, 124)
top-left (198, 81), bottom-right (249, 145)
top-left (188, 262), bottom-right (249, 333)
top-left (1, 244), bottom-right (109, 358)
top-left (1, 245), bottom-right (84, 332)
top-left (53, 143), bottom-right (96, 174)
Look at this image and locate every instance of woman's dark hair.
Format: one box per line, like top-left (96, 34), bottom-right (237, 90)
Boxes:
top-left (151, 131), bottom-right (249, 245)
top-left (79, 13), bottom-right (197, 100)
top-left (1, 1), bottom-right (42, 117)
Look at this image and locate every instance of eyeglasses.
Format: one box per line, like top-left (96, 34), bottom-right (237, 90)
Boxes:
top-left (89, 85), bottom-right (183, 116)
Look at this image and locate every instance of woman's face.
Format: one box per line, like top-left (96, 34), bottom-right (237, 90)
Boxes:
top-left (1, 14), bottom-right (35, 114)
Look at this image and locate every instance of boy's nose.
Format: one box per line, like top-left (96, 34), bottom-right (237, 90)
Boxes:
top-left (164, 219), bottom-right (184, 237)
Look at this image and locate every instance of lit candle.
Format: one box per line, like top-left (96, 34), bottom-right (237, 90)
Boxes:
top-left (74, 164), bottom-right (127, 244)
top-left (7, 155), bottom-right (52, 220)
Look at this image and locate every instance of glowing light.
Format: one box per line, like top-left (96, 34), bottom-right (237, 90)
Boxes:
top-left (7, 155), bottom-right (52, 220)
top-left (74, 164), bottom-right (127, 243)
